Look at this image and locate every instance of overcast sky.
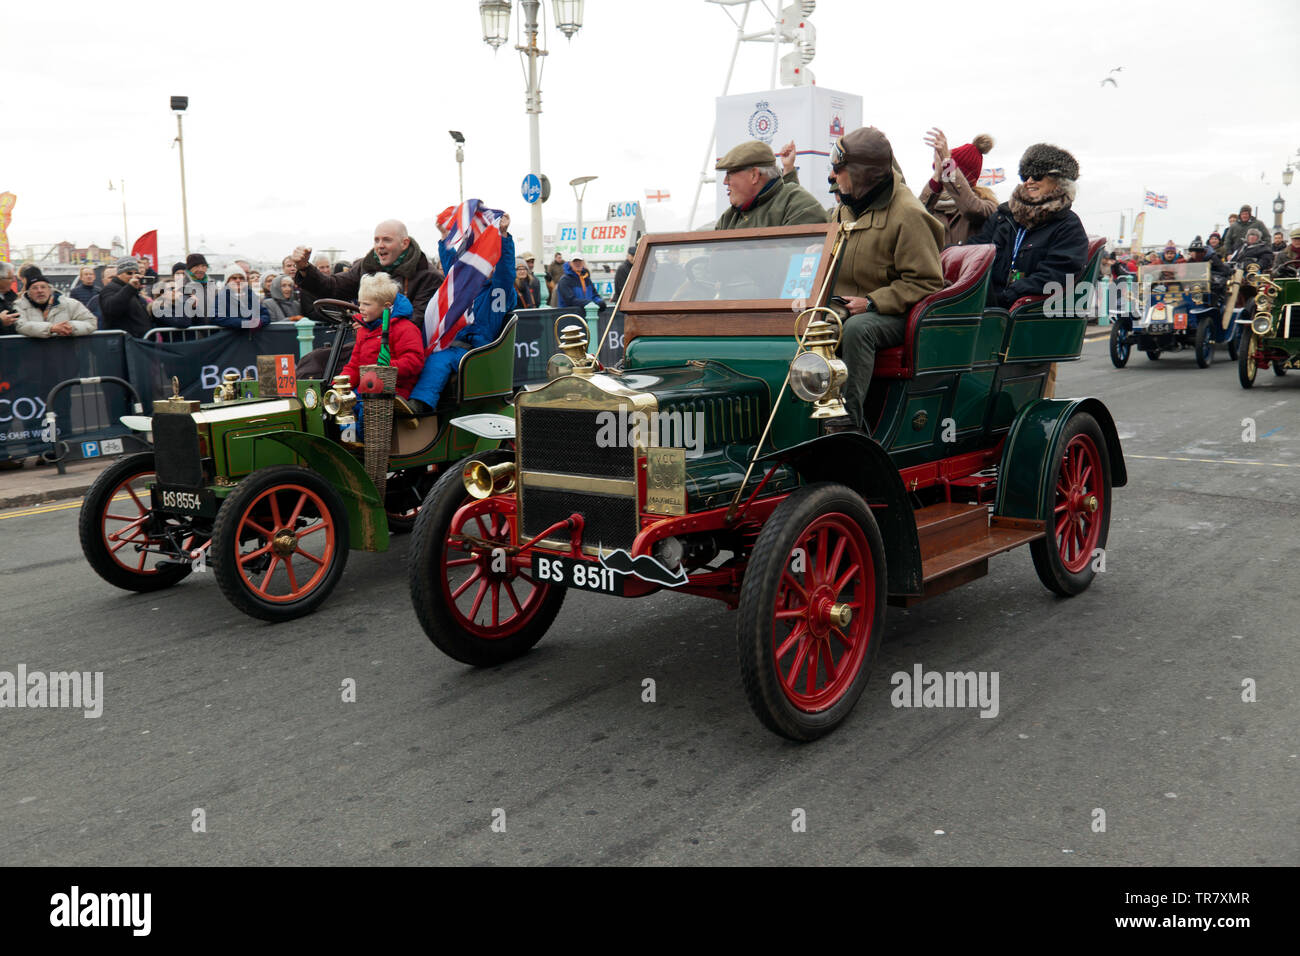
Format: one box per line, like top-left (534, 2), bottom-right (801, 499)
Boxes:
top-left (4, 0), bottom-right (1299, 266)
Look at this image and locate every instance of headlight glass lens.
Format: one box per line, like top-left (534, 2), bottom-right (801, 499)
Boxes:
top-left (1252, 313), bottom-right (1272, 335)
top-left (790, 352), bottom-right (833, 402)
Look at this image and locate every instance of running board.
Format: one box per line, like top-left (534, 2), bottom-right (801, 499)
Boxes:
top-left (890, 514), bottom-right (1045, 608)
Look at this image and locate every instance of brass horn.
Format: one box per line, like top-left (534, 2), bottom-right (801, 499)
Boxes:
top-left (463, 459), bottom-right (517, 499)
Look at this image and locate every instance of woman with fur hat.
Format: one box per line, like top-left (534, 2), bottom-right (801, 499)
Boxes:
top-left (968, 143), bottom-right (1089, 310)
top-left (918, 130), bottom-right (997, 246)
top-left (968, 143), bottom-right (1089, 398)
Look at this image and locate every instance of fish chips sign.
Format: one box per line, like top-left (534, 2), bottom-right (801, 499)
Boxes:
top-left (553, 217), bottom-right (638, 263)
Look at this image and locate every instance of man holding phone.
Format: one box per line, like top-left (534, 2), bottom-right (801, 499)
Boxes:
top-left (99, 256), bottom-right (154, 338)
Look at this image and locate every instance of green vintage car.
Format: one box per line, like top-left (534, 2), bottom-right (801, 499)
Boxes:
top-left (79, 300), bottom-right (519, 621)
top-left (408, 224), bottom-right (1124, 740)
top-left (1237, 269), bottom-right (1300, 387)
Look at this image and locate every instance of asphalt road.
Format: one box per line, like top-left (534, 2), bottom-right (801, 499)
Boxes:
top-left (1, 336), bottom-right (1296, 866)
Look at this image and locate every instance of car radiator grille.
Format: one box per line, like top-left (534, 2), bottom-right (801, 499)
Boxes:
top-left (517, 406), bottom-right (638, 552)
top-left (151, 413), bottom-right (203, 487)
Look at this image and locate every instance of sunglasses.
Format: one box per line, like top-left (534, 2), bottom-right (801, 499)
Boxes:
top-left (1020, 171), bottom-right (1061, 182)
top-left (830, 138), bottom-right (847, 172)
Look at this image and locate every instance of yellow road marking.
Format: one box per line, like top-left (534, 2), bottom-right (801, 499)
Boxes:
top-left (0, 493), bottom-right (129, 521)
top-left (1128, 454), bottom-right (1300, 469)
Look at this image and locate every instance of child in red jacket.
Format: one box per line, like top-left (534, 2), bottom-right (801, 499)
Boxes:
top-left (343, 272), bottom-right (426, 399)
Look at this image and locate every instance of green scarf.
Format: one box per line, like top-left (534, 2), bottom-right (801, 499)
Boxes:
top-left (377, 308), bottom-right (391, 367)
top-left (362, 238), bottom-right (424, 279)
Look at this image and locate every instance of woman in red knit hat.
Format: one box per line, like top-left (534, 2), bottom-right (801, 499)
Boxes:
top-left (918, 128), bottom-right (997, 246)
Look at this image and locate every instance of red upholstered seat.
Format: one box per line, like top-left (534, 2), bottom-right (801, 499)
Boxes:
top-left (873, 244), bottom-right (996, 378)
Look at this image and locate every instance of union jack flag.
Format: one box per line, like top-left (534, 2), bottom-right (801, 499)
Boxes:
top-left (977, 168), bottom-right (1005, 187)
top-left (1144, 191), bottom-right (1167, 208)
top-left (425, 199), bottom-right (504, 351)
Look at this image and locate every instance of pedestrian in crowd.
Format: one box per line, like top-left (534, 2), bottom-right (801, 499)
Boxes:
top-left (545, 251), bottom-right (565, 305)
top-left (515, 262), bottom-right (539, 308)
top-left (614, 243), bottom-right (637, 299)
top-left (1223, 205), bottom-right (1271, 253)
top-left (826, 126), bottom-right (943, 429)
top-left (181, 253), bottom-right (213, 321)
top-left (1271, 230), bottom-right (1285, 253)
top-left (519, 254), bottom-right (541, 307)
top-left (248, 269), bottom-right (262, 292)
top-left (260, 272), bottom-right (278, 299)
top-left (261, 272), bottom-right (290, 321)
top-left (1227, 228), bottom-right (1274, 271)
top-left (214, 266), bottom-right (270, 329)
top-left (98, 264), bottom-right (118, 288)
top-left (919, 130), bottom-right (997, 247)
top-left (270, 274), bottom-right (301, 318)
top-left (713, 139), bottom-right (828, 229)
top-left (1160, 241), bottom-right (1182, 264)
top-left (281, 255), bottom-right (298, 278)
top-left (555, 252), bottom-right (606, 310)
top-left (8, 268), bottom-right (97, 338)
top-left (1226, 213), bottom-right (1238, 233)
top-left (99, 257), bottom-right (156, 338)
top-left (0, 263), bottom-right (20, 328)
top-left (67, 266), bottom-right (104, 322)
top-left (1206, 232), bottom-right (1222, 253)
top-left (290, 220), bottom-right (443, 377)
top-left (1272, 228), bottom-right (1300, 276)
top-left (968, 143), bottom-right (1088, 399)
top-left (407, 211), bottom-right (515, 414)
top-left (150, 279), bottom-right (191, 327)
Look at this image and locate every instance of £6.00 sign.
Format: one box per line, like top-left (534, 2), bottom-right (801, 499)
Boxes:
top-left (606, 201), bottom-right (641, 219)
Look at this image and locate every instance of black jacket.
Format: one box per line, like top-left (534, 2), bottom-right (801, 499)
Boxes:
top-left (68, 281), bottom-right (103, 322)
top-left (969, 202), bottom-right (1089, 308)
top-left (1227, 241), bottom-right (1274, 272)
top-left (99, 277), bottom-right (153, 338)
top-left (614, 258), bottom-right (633, 298)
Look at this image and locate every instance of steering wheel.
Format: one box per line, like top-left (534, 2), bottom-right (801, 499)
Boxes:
top-left (311, 298), bottom-right (360, 326)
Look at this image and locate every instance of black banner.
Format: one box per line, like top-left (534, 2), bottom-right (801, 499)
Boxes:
top-left (125, 326), bottom-right (302, 412)
top-left (513, 308), bottom-right (623, 384)
top-left (0, 332), bottom-right (135, 461)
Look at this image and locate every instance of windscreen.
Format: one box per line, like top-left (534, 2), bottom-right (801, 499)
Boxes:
top-left (631, 235), bottom-right (827, 304)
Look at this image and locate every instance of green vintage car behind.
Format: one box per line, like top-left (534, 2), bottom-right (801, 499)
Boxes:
top-left (1237, 269), bottom-right (1300, 387)
top-left (79, 300), bottom-right (519, 621)
top-left (408, 224), bottom-right (1126, 741)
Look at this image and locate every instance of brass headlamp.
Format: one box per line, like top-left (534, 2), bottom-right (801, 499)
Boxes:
top-left (212, 370), bottom-right (241, 404)
top-left (322, 374), bottom-right (357, 423)
top-left (1251, 273), bottom-right (1279, 336)
top-left (546, 314), bottom-right (598, 380)
top-left (790, 307), bottom-right (849, 420)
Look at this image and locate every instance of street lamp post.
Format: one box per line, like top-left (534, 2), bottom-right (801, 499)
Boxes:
top-left (449, 131), bottom-right (466, 205)
top-left (171, 96), bottom-right (191, 258)
top-left (570, 175), bottom-right (597, 256)
top-left (480, 1), bottom-right (585, 268)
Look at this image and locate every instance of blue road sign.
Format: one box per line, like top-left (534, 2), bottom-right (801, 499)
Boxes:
top-left (521, 174), bottom-right (542, 205)
top-left (81, 441), bottom-right (100, 458)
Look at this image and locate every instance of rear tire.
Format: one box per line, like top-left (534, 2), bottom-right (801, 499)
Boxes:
top-left (79, 452), bottom-right (193, 593)
top-left (1030, 413), bottom-right (1112, 597)
top-left (408, 450), bottom-right (565, 666)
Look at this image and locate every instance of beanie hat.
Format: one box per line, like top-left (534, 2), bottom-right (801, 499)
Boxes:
top-left (115, 256), bottom-right (139, 272)
top-left (1018, 143), bottom-right (1079, 182)
top-left (950, 134), bottom-right (994, 187)
top-left (1208, 231), bottom-right (1221, 241)
top-left (225, 264), bottom-right (247, 281)
top-left (23, 267), bottom-right (48, 286)
top-left (186, 253), bottom-right (208, 269)
top-left (170, 261), bottom-right (186, 275)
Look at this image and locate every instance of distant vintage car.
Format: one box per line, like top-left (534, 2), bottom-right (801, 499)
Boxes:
top-left (1109, 261), bottom-right (1238, 368)
top-left (79, 300), bottom-right (518, 621)
top-left (1237, 268), bottom-right (1300, 387)
top-left (407, 224), bottom-right (1126, 741)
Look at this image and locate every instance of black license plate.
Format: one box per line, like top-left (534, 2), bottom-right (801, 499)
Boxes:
top-left (151, 484), bottom-right (217, 517)
top-left (531, 554), bottom-right (624, 595)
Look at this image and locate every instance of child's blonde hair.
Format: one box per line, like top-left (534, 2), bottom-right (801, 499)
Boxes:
top-left (358, 272), bottom-right (399, 307)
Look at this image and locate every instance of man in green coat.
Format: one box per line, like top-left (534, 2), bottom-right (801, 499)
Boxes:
top-left (714, 140), bottom-right (829, 230)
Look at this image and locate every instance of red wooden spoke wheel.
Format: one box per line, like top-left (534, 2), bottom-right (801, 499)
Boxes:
top-left (737, 483), bottom-right (887, 741)
top-left (1031, 412), bottom-right (1112, 597)
top-left (408, 450), bottom-right (565, 667)
top-left (211, 466), bottom-right (349, 621)
top-left (79, 452), bottom-right (194, 592)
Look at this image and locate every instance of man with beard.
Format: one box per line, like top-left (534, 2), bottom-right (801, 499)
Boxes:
top-left (968, 143), bottom-right (1089, 398)
top-left (289, 220), bottom-right (443, 377)
top-left (9, 268), bottom-right (97, 338)
top-left (825, 127), bottom-right (943, 430)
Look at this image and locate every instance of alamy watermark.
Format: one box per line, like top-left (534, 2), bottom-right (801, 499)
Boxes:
top-left (595, 405), bottom-right (706, 458)
top-left (0, 665), bottom-right (103, 718)
top-left (50, 886), bottom-right (150, 936)
top-left (890, 664), bottom-right (999, 718)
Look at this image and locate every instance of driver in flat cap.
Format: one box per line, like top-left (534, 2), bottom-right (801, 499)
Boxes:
top-left (714, 140), bottom-right (828, 230)
top-left (828, 127), bottom-right (944, 430)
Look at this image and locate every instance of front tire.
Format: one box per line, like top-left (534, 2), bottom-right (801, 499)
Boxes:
top-left (1194, 320), bottom-right (1214, 368)
top-left (408, 450), bottom-right (565, 666)
top-left (1108, 325), bottom-right (1130, 368)
top-left (210, 466), bottom-right (349, 621)
top-left (79, 452), bottom-right (194, 592)
top-left (1145, 348), bottom-right (1161, 361)
top-left (1272, 361), bottom-right (1287, 377)
top-left (1238, 331), bottom-right (1258, 389)
top-left (1030, 413), bottom-right (1112, 597)
top-left (736, 483), bottom-right (887, 742)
